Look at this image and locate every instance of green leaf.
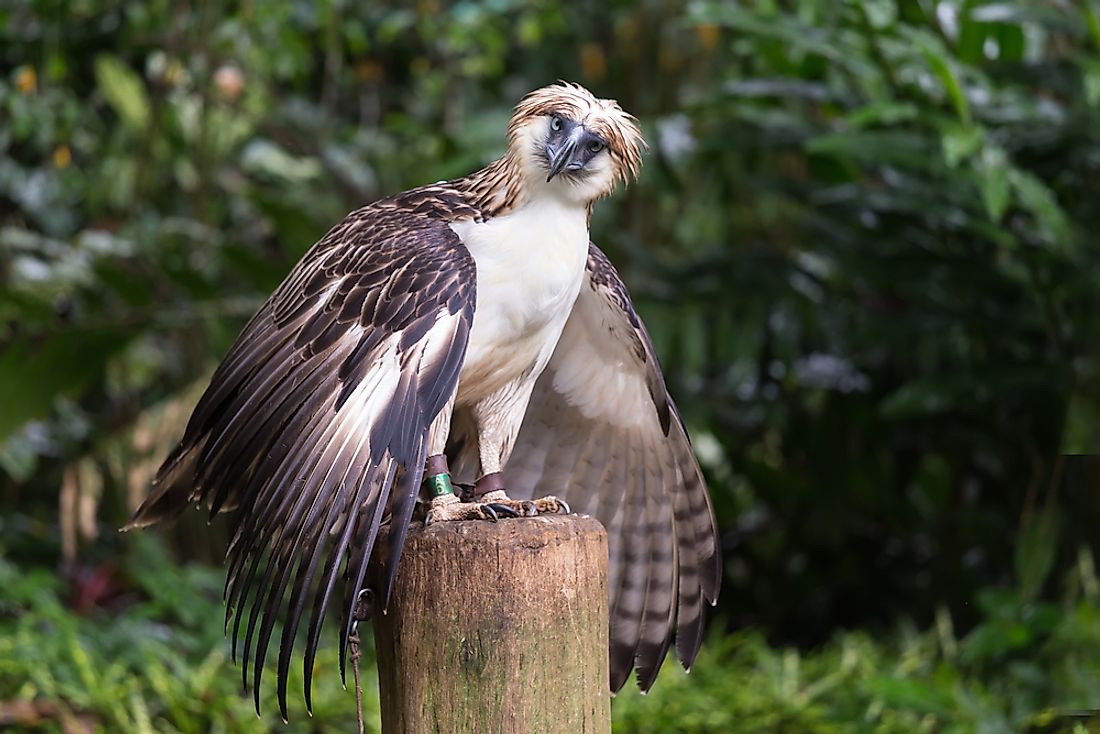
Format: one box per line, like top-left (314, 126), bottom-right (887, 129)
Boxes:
top-left (1016, 504), bottom-right (1060, 602)
top-left (847, 101), bottom-right (919, 128)
top-left (978, 145), bottom-right (1011, 223)
top-left (1082, 60), bottom-right (1100, 107)
top-left (240, 139), bottom-right (323, 182)
top-left (942, 124), bottom-right (982, 167)
top-left (917, 36), bottom-right (972, 125)
top-left (0, 431), bottom-right (38, 482)
top-left (807, 130), bottom-right (934, 169)
top-left (1008, 169), bottom-right (1071, 247)
top-left (995, 23), bottom-right (1026, 62)
top-left (94, 54), bottom-right (150, 131)
top-left (956, 12), bottom-right (988, 64)
top-left (860, 0), bottom-right (897, 30)
top-left (1086, 0), bottom-right (1100, 51)
top-left (0, 326), bottom-right (134, 443)
top-left (865, 675), bottom-right (954, 716)
top-left (1061, 391), bottom-right (1100, 454)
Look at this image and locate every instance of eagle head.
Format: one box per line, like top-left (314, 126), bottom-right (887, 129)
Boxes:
top-left (507, 82), bottom-right (646, 204)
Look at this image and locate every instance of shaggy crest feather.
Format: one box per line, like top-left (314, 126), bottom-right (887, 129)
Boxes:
top-left (509, 81), bottom-right (647, 192)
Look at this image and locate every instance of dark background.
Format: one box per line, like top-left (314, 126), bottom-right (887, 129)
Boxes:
top-left (1, 1), bottom-right (1098, 732)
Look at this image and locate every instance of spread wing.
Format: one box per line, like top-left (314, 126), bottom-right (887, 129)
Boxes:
top-left (124, 204), bottom-right (475, 718)
top-left (505, 243), bottom-right (720, 692)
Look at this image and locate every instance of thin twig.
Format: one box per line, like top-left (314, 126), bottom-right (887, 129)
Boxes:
top-left (351, 630), bottom-right (365, 734)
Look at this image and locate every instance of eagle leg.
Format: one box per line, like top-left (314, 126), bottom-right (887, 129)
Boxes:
top-left (421, 458), bottom-right (518, 524)
top-left (422, 458), bottom-right (570, 524)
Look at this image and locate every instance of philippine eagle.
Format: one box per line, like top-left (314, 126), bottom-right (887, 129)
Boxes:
top-left (125, 82), bottom-right (720, 717)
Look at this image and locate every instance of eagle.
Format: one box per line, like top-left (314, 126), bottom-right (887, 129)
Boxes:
top-left (124, 82), bottom-right (720, 718)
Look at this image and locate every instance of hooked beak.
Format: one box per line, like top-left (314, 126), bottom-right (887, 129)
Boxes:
top-left (546, 130), bottom-right (584, 182)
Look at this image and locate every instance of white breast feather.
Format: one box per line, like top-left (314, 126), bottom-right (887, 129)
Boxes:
top-left (450, 198), bottom-right (591, 403)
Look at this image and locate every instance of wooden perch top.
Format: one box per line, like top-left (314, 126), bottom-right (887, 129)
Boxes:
top-left (372, 513), bottom-right (610, 734)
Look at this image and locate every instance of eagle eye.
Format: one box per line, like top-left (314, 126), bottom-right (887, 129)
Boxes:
top-left (550, 115), bottom-right (563, 132)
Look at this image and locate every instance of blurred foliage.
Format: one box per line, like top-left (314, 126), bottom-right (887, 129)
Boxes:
top-left (616, 548), bottom-right (1100, 734)
top-left (0, 536), bottom-right (378, 733)
top-left (3, 537), bottom-right (1100, 732)
top-left (2, 0), bottom-right (1100, 730)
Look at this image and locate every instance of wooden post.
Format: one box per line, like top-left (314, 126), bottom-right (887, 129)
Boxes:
top-left (371, 514), bottom-right (610, 734)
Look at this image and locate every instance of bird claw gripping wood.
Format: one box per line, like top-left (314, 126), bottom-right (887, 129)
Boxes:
top-left (425, 493), bottom-right (571, 524)
top-left (464, 471), bottom-right (572, 516)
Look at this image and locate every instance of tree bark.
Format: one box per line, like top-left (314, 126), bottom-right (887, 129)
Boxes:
top-left (371, 514), bottom-right (610, 734)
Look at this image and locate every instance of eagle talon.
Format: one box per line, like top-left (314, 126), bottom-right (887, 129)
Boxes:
top-left (425, 492), bottom-right (572, 523)
top-left (485, 502), bottom-right (520, 519)
top-left (353, 589), bottom-right (373, 621)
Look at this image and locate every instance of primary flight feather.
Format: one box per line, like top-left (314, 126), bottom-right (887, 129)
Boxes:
top-left (125, 82), bottom-right (720, 716)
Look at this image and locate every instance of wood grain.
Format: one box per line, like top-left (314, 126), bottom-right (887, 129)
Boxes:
top-left (372, 514), bottom-right (610, 734)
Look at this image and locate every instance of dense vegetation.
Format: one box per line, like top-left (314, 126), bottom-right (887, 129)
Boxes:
top-left (5, 540), bottom-right (1100, 732)
top-left (2, 0), bottom-right (1098, 731)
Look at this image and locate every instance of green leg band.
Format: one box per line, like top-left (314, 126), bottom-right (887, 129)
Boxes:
top-left (426, 472), bottom-right (455, 499)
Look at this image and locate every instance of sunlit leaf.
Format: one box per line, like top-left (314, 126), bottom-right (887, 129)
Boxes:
top-left (941, 124), bottom-right (982, 167)
top-left (847, 101), bottom-right (919, 127)
top-left (915, 34), bottom-right (972, 125)
top-left (94, 55), bottom-right (150, 131)
top-left (240, 139), bottom-right (323, 182)
top-left (978, 144), bottom-right (1011, 223)
top-left (0, 431), bottom-right (39, 482)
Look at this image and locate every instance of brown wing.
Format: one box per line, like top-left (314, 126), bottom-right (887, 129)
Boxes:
top-left (124, 203), bottom-right (476, 718)
top-left (504, 243), bottom-right (720, 692)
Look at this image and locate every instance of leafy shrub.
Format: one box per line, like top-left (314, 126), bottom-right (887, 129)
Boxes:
top-left (3, 537), bottom-right (1099, 732)
top-left (0, 536), bottom-right (379, 733)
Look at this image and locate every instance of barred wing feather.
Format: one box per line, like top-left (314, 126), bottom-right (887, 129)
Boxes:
top-left (505, 243), bottom-right (721, 692)
top-left (124, 204), bottom-right (476, 719)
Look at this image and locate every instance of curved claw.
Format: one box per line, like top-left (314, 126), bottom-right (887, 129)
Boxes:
top-left (557, 499), bottom-right (572, 514)
top-left (485, 502), bottom-right (520, 519)
top-left (353, 589), bottom-right (374, 621)
top-left (481, 504), bottom-right (499, 522)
